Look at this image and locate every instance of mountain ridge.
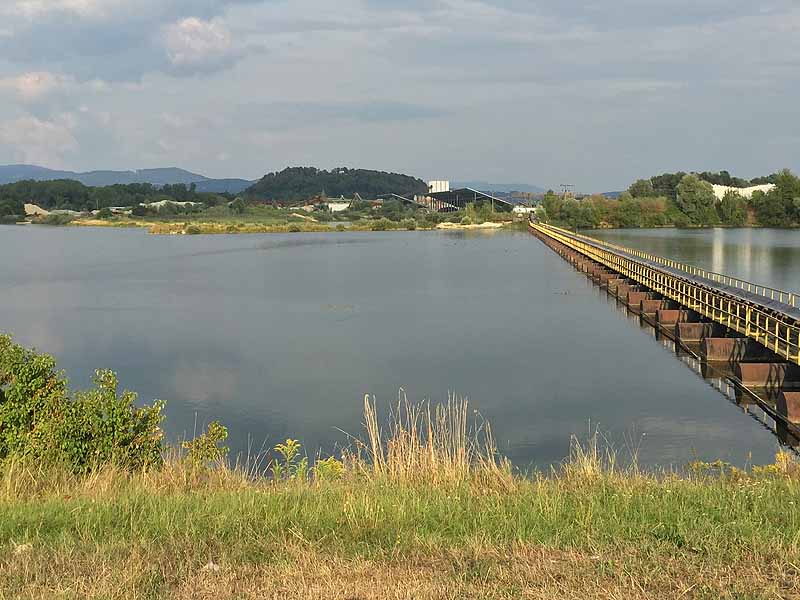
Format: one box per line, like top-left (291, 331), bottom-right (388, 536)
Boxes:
top-left (452, 180), bottom-right (545, 193)
top-left (0, 164), bottom-right (253, 194)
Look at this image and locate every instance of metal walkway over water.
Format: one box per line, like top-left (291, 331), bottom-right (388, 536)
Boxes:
top-left (531, 223), bottom-right (800, 365)
top-left (530, 221), bottom-right (800, 445)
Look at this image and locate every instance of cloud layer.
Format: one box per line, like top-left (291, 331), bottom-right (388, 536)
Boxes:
top-left (0, 0), bottom-right (798, 189)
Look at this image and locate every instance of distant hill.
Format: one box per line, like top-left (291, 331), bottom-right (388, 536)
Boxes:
top-left (246, 167), bottom-right (427, 202)
top-left (193, 179), bottom-right (254, 194)
top-left (452, 181), bottom-right (545, 194)
top-left (0, 164), bottom-right (253, 194)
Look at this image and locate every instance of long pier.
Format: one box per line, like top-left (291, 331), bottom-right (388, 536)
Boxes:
top-left (530, 221), bottom-right (800, 444)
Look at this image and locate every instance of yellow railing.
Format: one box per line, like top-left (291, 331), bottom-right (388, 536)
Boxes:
top-left (547, 224), bottom-right (798, 308)
top-left (531, 222), bottom-right (800, 366)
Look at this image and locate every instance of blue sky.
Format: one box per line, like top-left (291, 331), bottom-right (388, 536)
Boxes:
top-left (0, 0), bottom-right (797, 190)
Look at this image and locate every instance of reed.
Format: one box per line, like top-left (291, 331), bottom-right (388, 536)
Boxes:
top-left (358, 391), bottom-right (510, 485)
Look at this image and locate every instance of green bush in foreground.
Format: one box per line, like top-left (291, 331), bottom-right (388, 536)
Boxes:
top-left (0, 335), bottom-right (164, 472)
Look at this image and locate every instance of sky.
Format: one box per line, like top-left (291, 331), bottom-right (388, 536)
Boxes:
top-left (0, 0), bottom-right (798, 191)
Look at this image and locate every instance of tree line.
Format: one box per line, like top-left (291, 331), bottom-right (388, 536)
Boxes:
top-left (245, 167), bottom-right (427, 202)
top-left (542, 169), bottom-right (800, 229)
top-left (0, 179), bottom-right (232, 222)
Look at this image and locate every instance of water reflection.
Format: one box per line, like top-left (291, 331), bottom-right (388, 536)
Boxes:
top-left (591, 228), bottom-right (800, 294)
top-left (1, 225), bottom-right (794, 470)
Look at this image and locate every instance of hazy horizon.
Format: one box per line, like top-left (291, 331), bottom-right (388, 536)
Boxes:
top-left (0, 1), bottom-right (798, 191)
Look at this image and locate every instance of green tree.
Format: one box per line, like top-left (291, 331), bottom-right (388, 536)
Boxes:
top-left (229, 197), bottom-right (246, 215)
top-left (628, 179), bottom-right (655, 198)
top-left (676, 174), bottom-right (717, 225)
top-left (542, 190), bottom-right (562, 222)
top-left (718, 191), bottom-right (747, 226)
top-left (615, 193), bottom-right (642, 228)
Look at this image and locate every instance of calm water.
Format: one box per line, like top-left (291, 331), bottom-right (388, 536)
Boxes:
top-left (2, 225), bottom-right (796, 469)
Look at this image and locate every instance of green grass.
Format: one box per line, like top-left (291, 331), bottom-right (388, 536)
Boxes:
top-left (3, 397), bottom-right (799, 598)
top-left (3, 461), bottom-right (800, 598)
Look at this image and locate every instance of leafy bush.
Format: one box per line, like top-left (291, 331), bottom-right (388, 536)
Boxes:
top-left (97, 208), bottom-right (113, 219)
top-left (288, 223), bottom-right (302, 233)
top-left (184, 225), bottom-right (202, 235)
top-left (38, 214), bottom-right (74, 226)
top-left (228, 197), bottom-right (246, 215)
top-left (0, 335), bottom-right (165, 472)
top-left (460, 216), bottom-right (473, 226)
top-left (182, 421), bottom-right (229, 465)
top-left (370, 218), bottom-right (394, 231)
top-left (314, 456), bottom-right (344, 481)
top-left (401, 218), bottom-right (417, 230)
top-left (423, 212), bottom-right (445, 225)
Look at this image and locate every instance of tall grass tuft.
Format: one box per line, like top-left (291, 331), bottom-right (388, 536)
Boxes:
top-left (358, 390), bottom-right (511, 486)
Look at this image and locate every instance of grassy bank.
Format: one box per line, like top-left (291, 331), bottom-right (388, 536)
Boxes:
top-left (4, 450), bottom-right (800, 598)
top-left (4, 403), bottom-right (800, 598)
top-left (3, 334), bottom-right (800, 598)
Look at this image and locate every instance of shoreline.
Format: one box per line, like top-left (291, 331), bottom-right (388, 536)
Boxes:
top-left (60, 219), bottom-right (521, 235)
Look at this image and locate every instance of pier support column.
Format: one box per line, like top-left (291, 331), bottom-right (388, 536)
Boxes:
top-left (735, 363), bottom-right (800, 388)
top-left (778, 392), bottom-right (800, 424)
top-left (641, 299), bottom-right (668, 314)
top-left (701, 338), bottom-right (774, 362)
top-left (675, 323), bottom-right (726, 343)
top-left (627, 291), bottom-right (653, 308)
top-left (656, 309), bottom-right (698, 327)
top-left (607, 278), bottom-right (628, 292)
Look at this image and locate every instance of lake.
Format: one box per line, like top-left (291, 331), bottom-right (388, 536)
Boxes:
top-left (2, 225), bottom-right (798, 470)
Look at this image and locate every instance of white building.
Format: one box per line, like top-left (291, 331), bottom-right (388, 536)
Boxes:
top-left (512, 206), bottom-right (536, 215)
top-left (326, 201), bottom-right (351, 213)
top-left (712, 183), bottom-right (775, 201)
top-left (428, 180), bottom-right (450, 194)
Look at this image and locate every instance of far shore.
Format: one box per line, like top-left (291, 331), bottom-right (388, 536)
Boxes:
top-left (61, 218), bottom-right (520, 235)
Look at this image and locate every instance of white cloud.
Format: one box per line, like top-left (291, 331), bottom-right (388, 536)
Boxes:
top-left (4, 0), bottom-right (120, 19)
top-left (0, 115), bottom-right (78, 167)
top-left (163, 17), bottom-right (235, 70)
top-left (0, 71), bottom-right (66, 101)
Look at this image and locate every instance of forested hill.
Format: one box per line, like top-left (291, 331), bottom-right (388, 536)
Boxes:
top-left (246, 167), bottom-right (427, 202)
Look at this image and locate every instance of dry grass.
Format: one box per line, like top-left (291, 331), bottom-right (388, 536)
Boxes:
top-left (357, 392), bottom-right (512, 486)
top-left (4, 541), bottom-right (798, 599)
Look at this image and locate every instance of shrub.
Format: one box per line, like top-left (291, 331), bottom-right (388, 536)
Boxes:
top-left (0, 335), bottom-right (165, 472)
top-left (370, 218), bottom-right (394, 231)
top-left (401, 218), bottom-right (417, 230)
top-left (272, 439), bottom-right (308, 481)
top-left (184, 225), bottom-right (202, 235)
top-left (461, 216), bottom-right (473, 226)
top-left (335, 224), bottom-right (346, 232)
top-left (39, 214), bottom-right (74, 226)
top-left (97, 208), bottom-right (113, 219)
top-left (423, 212), bottom-right (445, 225)
top-left (229, 197), bottom-right (246, 215)
top-left (314, 456), bottom-right (345, 481)
top-left (182, 421), bottom-right (229, 465)
top-left (288, 223), bottom-right (302, 232)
